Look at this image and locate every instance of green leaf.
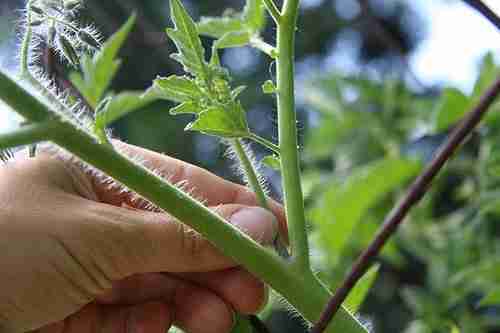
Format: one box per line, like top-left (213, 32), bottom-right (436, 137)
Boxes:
top-left (198, 16), bottom-right (246, 38)
top-left (450, 259), bottom-right (500, 287)
top-left (170, 101), bottom-right (204, 115)
top-left (215, 31), bottom-right (251, 49)
top-left (243, 0), bottom-right (265, 33)
top-left (479, 290), bottom-right (500, 307)
top-left (198, 0), bottom-right (265, 39)
top-left (167, 0), bottom-right (207, 79)
top-left (143, 75), bottom-right (202, 103)
top-left (95, 91), bottom-right (157, 129)
top-left (187, 103), bottom-right (250, 138)
top-left (231, 86), bottom-right (247, 100)
top-left (473, 52), bottom-right (500, 100)
top-left (345, 265), bottom-right (379, 312)
top-left (310, 158), bottom-right (421, 259)
top-left (262, 80), bottom-right (276, 94)
top-left (262, 155), bottom-right (281, 170)
top-left (70, 15), bottom-right (136, 108)
top-left (433, 88), bottom-right (470, 132)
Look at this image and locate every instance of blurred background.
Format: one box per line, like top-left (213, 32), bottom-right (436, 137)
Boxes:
top-left (1, 0), bottom-right (500, 332)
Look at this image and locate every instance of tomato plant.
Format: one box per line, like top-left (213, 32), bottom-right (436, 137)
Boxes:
top-left (0, 0), bottom-right (499, 332)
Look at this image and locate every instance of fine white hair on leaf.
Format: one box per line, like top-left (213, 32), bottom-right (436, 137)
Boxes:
top-left (224, 139), bottom-right (270, 196)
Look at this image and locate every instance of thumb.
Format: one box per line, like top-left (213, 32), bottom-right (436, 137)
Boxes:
top-left (78, 202), bottom-right (277, 279)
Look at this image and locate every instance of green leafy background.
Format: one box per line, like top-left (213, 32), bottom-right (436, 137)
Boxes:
top-left (2, 0), bottom-right (500, 332)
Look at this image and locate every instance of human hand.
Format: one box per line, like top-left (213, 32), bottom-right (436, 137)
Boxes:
top-left (0, 142), bottom-right (286, 333)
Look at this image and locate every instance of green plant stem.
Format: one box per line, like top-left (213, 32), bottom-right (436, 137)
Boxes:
top-left (0, 69), bottom-right (365, 333)
top-left (0, 121), bottom-right (60, 150)
top-left (263, 0), bottom-right (282, 24)
top-left (248, 133), bottom-right (281, 155)
top-left (47, 16), bottom-right (79, 32)
top-left (232, 139), bottom-right (270, 209)
top-left (20, 0), bottom-right (35, 78)
top-left (276, 0), bottom-right (310, 270)
top-left (250, 37), bottom-right (278, 58)
top-left (231, 139), bottom-right (289, 258)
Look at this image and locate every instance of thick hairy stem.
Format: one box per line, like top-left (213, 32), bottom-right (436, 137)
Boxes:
top-left (0, 69), bottom-right (365, 332)
top-left (311, 76), bottom-right (500, 333)
top-left (0, 121), bottom-right (60, 150)
top-left (277, 0), bottom-right (309, 270)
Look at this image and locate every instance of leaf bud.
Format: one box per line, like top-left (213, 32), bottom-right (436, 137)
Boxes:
top-left (78, 30), bottom-right (101, 50)
top-left (58, 34), bottom-right (79, 67)
top-left (47, 25), bottom-right (57, 46)
top-left (30, 18), bottom-right (45, 27)
top-left (63, 0), bottom-right (80, 11)
top-left (30, 5), bottom-right (45, 16)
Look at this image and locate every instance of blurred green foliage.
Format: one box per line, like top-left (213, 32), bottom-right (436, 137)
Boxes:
top-left (2, 0), bottom-right (500, 332)
top-left (303, 53), bottom-right (500, 333)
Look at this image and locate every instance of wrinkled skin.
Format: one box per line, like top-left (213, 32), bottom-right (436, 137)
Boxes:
top-left (0, 142), bottom-right (287, 333)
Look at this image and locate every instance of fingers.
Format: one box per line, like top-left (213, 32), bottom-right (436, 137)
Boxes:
top-left (58, 302), bottom-right (172, 333)
top-left (96, 273), bottom-right (236, 333)
top-left (77, 202), bottom-right (276, 278)
top-left (89, 141), bottom-right (287, 238)
top-left (97, 270), bottom-right (267, 316)
top-left (178, 268), bottom-right (268, 314)
top-left (173, 280), bottom-right (234, 333)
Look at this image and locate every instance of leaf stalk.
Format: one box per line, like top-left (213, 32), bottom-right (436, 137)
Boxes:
top-left (263, 0), bottom-right (282, 25)
top-left (0, 121), bottom-right (60, 151)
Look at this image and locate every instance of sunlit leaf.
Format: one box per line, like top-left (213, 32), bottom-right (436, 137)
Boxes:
top-left (198, 16), bottom-right (246, 38)
top-left (187, 103), bottom-right (250, 138)
top-left (70, 15), bottom-right (136, 108)
top-left (345, 265), bottom-right (379, 313)
top-left (167, 0), bottom-right (207, 78)
top-left (479, 290), bottom-right (500, 307)
top-left (94, 91), bottom-right (157, 129)
top-left (262, 80), bottom-right (276, 94)
top-left (433, 88), bottom-right (470, 132)
top-left (472, 52), bottom-right (500, 100)
top-left (243, 0), bottom-right (265, 33)
top-left (143, 75), bottom-right (202, 103)
top-left (231, 86), bottom-right (247, 100)
top-left (262, 155), bottom-right (281, 170)
top-left (215, 31), bottom-right (251, 49)
top-left (170, 101), bottom-right (203, 115)
top-left (310, 158), bottom-right (421, 259)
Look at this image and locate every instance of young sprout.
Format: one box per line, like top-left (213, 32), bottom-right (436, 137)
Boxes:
top-left (63, 0), bottom-right (80, 11)
top-left (30, 5), bottom-right (46, 16)
top-left (78, 30), bottom-right (101, 50)
top-left (57, 34), bottom-right (79, 67)
top-left (47, 23), bottom-right (56, 46)
top-left (30, 18), bottom-right (46, 27)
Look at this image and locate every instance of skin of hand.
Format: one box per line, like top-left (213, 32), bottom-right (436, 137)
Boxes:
top-left (0, 142), bottom-right (287, 333)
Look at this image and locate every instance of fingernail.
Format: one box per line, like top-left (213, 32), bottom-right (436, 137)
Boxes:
top-left (230, 207), bottom-right (276, 245)
top-left (257, 285), bottom-right (270, 313)
top-left (231, 310), bottom-right (238, 331)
